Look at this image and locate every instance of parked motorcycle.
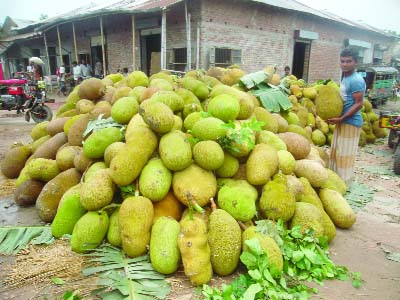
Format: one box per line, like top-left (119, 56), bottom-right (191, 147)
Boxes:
top-left (0, 74), bottom-right (53, 123)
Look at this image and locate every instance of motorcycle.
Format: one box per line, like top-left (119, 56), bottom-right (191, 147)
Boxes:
top-left (0, 73), bottom-right (53, 123)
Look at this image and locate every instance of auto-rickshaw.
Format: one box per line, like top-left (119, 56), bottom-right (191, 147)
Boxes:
top-left (357, 66), bottom-right (398, 107)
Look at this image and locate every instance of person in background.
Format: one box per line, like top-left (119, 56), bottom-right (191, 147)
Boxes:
top-left (72, 61), bottom-right (82, 87)
top-left (80, 59), bottom-right (91, 79)
top-left (327, 47), bottom-right (365, 186)
top-left (57, 63), bottom-right (67, 96)
top-left (122, 67), bottom-right (129, 77)
top-left (284, 65), bottom-right (291, 77)
top-left (94, 59), bottom-right (103, 78)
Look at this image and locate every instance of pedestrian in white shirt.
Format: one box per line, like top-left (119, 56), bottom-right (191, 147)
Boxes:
top-left (72, 61), bottom-right (82, 87)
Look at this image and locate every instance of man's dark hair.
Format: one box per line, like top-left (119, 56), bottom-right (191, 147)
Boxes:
top-left (72, 61), bottom-right (77, 65)
top-left (340, 47), bottom-right (358, 62)
top-left (284, 65), bottom-right (290, 71)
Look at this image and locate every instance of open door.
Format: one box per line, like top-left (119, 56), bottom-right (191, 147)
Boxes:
top-left (140, 31), bottom-right (161, 75)
top-left (292, 40), bottom-right (311, 81)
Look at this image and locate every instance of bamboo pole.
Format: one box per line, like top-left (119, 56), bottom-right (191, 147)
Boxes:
top-left (72, 22), bottom-right (78, 63)
top-left (43, 32), bottom-right (52, 91)
top-left (196, 22), bottom-right (200, 70)
top-left (161, 9), bottom-right (167, 70)
top-left (185, 0), bottom-right (191, 71)
top-left (100, 16), bottom-right (107, 76)
top-left (57, 25), bottom-right (63, 65)
top-left (131, 14), bottom-right (136, 70)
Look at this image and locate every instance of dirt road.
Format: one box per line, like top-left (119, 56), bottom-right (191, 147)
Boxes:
top-left (0, 98), bottom-right (399, 300)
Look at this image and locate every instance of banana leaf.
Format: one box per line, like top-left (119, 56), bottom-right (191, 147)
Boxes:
top-left (239, 71), bottom-right (267, 90)
top-left (251, 83), bottom-right (293, 113)
top-left (0, 226), bottom-right (54, 254)
top-left (83, 245), bottom-right (170, 300)
top-left (83, 117), bottom-right (124, 138)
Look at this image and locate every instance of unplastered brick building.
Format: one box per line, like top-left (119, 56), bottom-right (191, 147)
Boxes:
top-left (0, 0), bottom-right (397, 82)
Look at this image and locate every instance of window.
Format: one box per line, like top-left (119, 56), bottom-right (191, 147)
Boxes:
top-left (174, 48), bottom-right (187, 64)
top-left (209, 47), bottom-right (242, 68)
top-left (373, 50), bottom-right (383, 64)
top-left (168, 48), bottom-right (190, 72)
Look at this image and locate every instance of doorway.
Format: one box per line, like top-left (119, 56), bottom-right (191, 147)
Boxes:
top-left (140, 33), bottom-right (161, 75)
top-left (91, 46), bottom-right (104, 70)
top-left (292, 40), bottom-right (311, 81)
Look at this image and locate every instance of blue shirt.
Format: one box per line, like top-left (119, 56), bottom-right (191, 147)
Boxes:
top-left (339, 72), bottom-right (365, 127)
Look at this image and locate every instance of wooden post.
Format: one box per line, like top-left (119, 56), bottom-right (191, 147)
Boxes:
top-left (196, 23), bottom-right (200, 70)
top-left (43, 32), bottom-right (51, 76)
top-left (72, 22), bottom-right (78, 63)
top-left (57, 25), bottom-right (63, 65)
top-left (185, 0), bottom-right (191, 71)
top-left (131, 14), bottom-right (136, 70)
top-left (100, 16), bottom-right (107, 76)
top-left (161, 9), bottom-right (167, 70)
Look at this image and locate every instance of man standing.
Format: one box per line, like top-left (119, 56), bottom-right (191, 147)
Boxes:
top-left (94, 59), bottom-right (103, 78)
top-left (72, 61), bottom-right (82, 87)
top-left (57, 63), bottom-right (67, 96)
top-left (327, 47), bottom-right (365, 186)
top-left (80, 59), bottom-right (91, 79)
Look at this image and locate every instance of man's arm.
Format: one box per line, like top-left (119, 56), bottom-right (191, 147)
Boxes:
top-left (327, 91), bottom-right (364, 124)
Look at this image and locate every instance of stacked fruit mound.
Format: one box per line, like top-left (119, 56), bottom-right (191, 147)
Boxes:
top-left (1, 67), bottom-right (357, 287)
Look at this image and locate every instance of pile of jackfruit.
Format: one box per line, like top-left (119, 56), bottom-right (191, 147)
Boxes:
top-left (1, 67), bottom-right (358, 286)
top-left (280, 74), bottom-right (387, 147)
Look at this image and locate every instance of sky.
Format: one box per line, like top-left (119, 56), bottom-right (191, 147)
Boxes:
top-left (0, 0), bottom-right (399, 33)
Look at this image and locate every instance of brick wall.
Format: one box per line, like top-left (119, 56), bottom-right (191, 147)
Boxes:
top-left (199, 0), bottom-right (395, 82)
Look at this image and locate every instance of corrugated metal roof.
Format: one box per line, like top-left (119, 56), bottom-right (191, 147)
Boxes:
top-left (1, 32), bottom-right (42, 42)
top-left (10, 0), bottom-right (395, 38)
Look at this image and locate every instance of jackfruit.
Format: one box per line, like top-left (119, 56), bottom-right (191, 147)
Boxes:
top-left (290, 202), bottom-right (324, 237)
top-left (139, 158), bottom-right (172, 201)
top-left (191, 117), bottom-right (227, 141)
top-left (193, 140), bottom-right (225, 170)
top-left (27, 158), bottom-right (60, 182)
top-left (315, 85), bottom-right (343, 120)
top-left (159, 130), bottom-right (192, 171)
top-left (139, 101), bottom-right (175, 134)
top-left (294, 159), bottom-right (328, 187)
top-left (208, 94), bottom-right (240, 122)
top-left (246, 143), bottom-right (279, 186)
top-left (111, 96), bottom-right (139, 124)
top-left (277, 150), bottom-right (295, 175)
top-left (78, 78), bottom-right (105, 101)
top-left (107, 208), bottom-right (122, 247)
top-left (80, 169), bottom-right (114, 211)
top-left (278, 132), bottom-right (311, 160)
top-left (83, 127), bottom-right (124, 159)
top-left (215, 152), bottom-right (239, 178)
top-left (1, 144), bottom-right (31, 178)
top-left (14, 179), bottom-right (44, 206)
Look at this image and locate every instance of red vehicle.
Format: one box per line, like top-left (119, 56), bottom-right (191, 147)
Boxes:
top-left (0, 72), bottom-right (53, 123)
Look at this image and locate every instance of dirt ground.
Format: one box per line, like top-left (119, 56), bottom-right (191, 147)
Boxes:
top-left (0, 96), bottom-right (399, 300)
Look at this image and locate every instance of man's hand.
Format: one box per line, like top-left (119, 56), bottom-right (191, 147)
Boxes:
top-left (327, 117), bottom-right (342, 124)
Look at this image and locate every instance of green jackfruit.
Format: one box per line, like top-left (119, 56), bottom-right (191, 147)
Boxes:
top-left (149, 91), bottom-right (185, 112)
top-left (1, 144), bottom-right (31, 178)
top-left (111, 96), bottom-right (139, 124)
top-left (71, 211), bottom-right (109, 253)
top-left (33, 132), bottom-right (68, 160)
top-left (139, 101), bottom-right (175, 133)
top-left (294, 159), bottom-right (328, 187)
top-left (320, 168), bottom-right (347, 195)
top-left (31, 121), bottom-right (50, 140)
top-left (277, 150), bottom-right (295, 175)
top-left (139, 158), bottom-right (172, 201)
top-left (172, 164), bottom-right (217, 207)
top-left (27, 158), bottom-right (60, 182)
top-left (56, 146), bottom-right (82, 171)
top-left (254, 107), bottom-right (279, 133)
top-left (36, 168), bottom-right (81, 222)
top-left (51, 184), bottom-right (86, 238)
top-left (80, 169), bottom-right (115, 211)
top-left (178, 214), bottom-right (212, 286)
top-left (193, 140), bottom-right (224, 170)
top-left (278, 132), bottom-right (311, 160)
top-left (208, 94), bottom-right (240, 122)
top-left (181, 77), bottom-right (209, 100)
top-left (191, 117), bottom-right (227, 141)
top-left (256, 130), bottom-right (287, 151)
top-left (119, 196), bottom-right (154, 257)
top-left (319, 188), bottom-right (356, 229)
top-left (104, 142), bottom-right (125, 167)
top-left (14, 179), bottom-right (44, 206)
top-left (242, 226), bottom-right (283, 271)
top-left (183, 112), bottom-right (202, 132)
top-left (208, 209), bottom-right (241, 276)
top-left (126, 71), bottom-right (149, 88)
top-left (215, 152), bottom-right (239, 178)
top-left (290, 202), bottom-right (324, 237)
top-left (83, 162), bottom-right (107, 182)
top-left (107, 208), bottom-right (122, 247)
top-left (83, 127), bottom-right (123, 159)
top-left (315, 85), bottom-right (343, 120)
top-left (246, 144), bottom-right (279, 186)
top-left (159, 130), bottom-right (192, 171)
top-left (150, 216), bottom-right (181, 274)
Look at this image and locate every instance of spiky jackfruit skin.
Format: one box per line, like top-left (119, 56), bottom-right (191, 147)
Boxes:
top-left (80, 169), bottom-right (114, 211)
top-left (150, 217), bottom-right (181, 274)
top-left (1, 145), bottom-right (31, 179)
top-left (78, 78), bottom-right (105, 100)
top-left (126, 71), bottom-right (149, 88)
top-left (315, 85), bottom-right (343, 120)
top-left (107, 208), bottom-right (122, 247)
top-left (14, 179), bottom-right (44, 206)
top-left (51, 184), bottom-right (86, 238)
top-left (191, 117), bottom-right (227, 141)
top-left (31, 121), bottom-right (50, 141)
top-left (242, 226), bottom-right (283, 271)
top-left (319, 188), bottom-right (356, 229)
top-left (290, 202), bottom-right (324, 237)
top-left (217, 184), bottom-right (257, 222)
top-left (56, 146), bottom-right (82, 171)
top-left (320, 168), bottom-right (347, 195)
top-left (159, 130), bottom-right (192, 171)
top-left (294, 159), bottom-right (329, 188)
top-left (278, 132), bottom-right (311, 160)
top-left (256, 131), bottom-right (287, 151)
top-left (321, 209), bottom-right (336, 242)
top-left (31, 135), bottom-right (51, 153)
top-left (172, 164), bottom-right (217, 207)
top-left (260, 175), bottom-right (296, 222)
top-left (26, 158), bottom-right (59, 182)
top-left (36, 168), bottom-right (81, 222)
top-left (139, 101), bottom-right (175, 134)
top-left (246, 144), bottom-right (279, 186)
top-left (208, 94), bottom-right (240, 122)
top-left (178, 214), bottom-right (212, 286)
top-left (153, 191), bottom-right (183, 224)
top-left (110, 126), bottom-right (158, 186)
top-left (71, 211), bottom-right (109, 253)
top-left (254, 107), bottom-right (279, 133)
top-left (181, 77), bottom-right (209, 100)
top-left (303, 87), bottom-right (317, 100)
top-left (111, 96), bottom-right (139, 124)
top-left (193, 141), bottom-right (224, 171)
top-left (83, 127), bottom-right (123, 159)
top-left (149, 91), bottom-right (185, 112)
top-left (139, 158), bottom-right (172, 201)
top-left (208, 209), bottom-right (241, 276)
top-left (277, 150), bottom-right (295, 175)
top-left (215, 152), bottom-right (239, 178)
top-left (120, 196), bottom-right (154, 257)
top-left (311, 129), bottom-right (326, 146)
top-left (104, 142), bottom-right (125, 167)
top-left (298, 177), bottom-right (324, 210)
